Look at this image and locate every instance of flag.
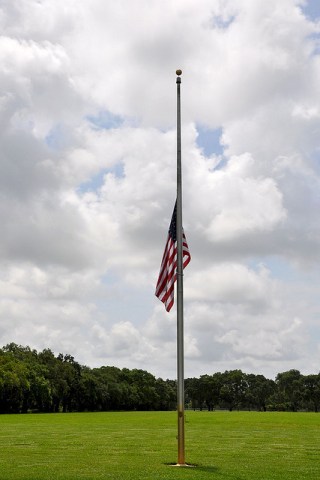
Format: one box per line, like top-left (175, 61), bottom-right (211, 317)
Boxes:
top-left (155, 202), bottom-right (191, 312)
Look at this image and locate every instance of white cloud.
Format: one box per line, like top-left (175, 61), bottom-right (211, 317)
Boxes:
top-left (185, 263), bottom-right (272, 305)
top-left (0, 0), bottom-right (320, 380)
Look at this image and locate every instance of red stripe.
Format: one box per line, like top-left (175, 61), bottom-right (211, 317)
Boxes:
top-left (155, 230), bottom-right (190, 312)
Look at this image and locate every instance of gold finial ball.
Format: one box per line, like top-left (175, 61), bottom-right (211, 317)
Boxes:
top-left (176, 69), bottom-right (182, 76)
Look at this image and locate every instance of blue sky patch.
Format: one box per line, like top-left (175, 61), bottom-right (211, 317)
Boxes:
top-left (196, 125), bottom-right (224, 157)
top-left (78, 163), bottom-right (125, 194)
top-left (78, 169), bottom-right (108, 193)
top-left (308, 31), bottom-right (320, 55)
top-left (211, 14), bottom-right (235, 29)
top-left (301, 0), bottom-right (320, 20)
top-left (87, 110), bottom-right (123, 130)
top-left (45, 124), bottom-right (68, 150)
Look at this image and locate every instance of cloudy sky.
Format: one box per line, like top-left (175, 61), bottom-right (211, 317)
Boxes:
top-left (1, 0), bottom-right (320, 381)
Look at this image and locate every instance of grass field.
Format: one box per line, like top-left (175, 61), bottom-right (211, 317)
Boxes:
top-left (0, 411), bottom-right (319, 480)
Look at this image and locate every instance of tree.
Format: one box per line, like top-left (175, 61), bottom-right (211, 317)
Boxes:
top-left (120, 368), bottom-right (159, 410)
top-left (303, 374), bottom-right (320, 412)
top-left (0, 355), bottom-right (30, 413)
top-left (185, 377), bottom-right (201, 409)
top-left (245, 374), bottom-right (275, 411)
top-left (154, 378), bottom-right (176, 410)
top-left (220, 370), bottom-right (248, 411)
top-left (199, 374), bottom-right (222, 410)
top-left (2, 342), bottom-right (320, 414)
top-left (274, 370), bottom-right (303, 411)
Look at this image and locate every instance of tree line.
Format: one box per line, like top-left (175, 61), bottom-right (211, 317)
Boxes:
top-left (1, 343), bottom-right (319, 413)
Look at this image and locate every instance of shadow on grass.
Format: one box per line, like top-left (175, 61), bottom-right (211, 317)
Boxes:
top-left (192, 465), bottom-right (243, 480)
top-left (191, 465), bottom-right (219, 473)
top-left (164, 463), bottom-right (243, 479)
top-left (165, 463), bottom-right (219, 474)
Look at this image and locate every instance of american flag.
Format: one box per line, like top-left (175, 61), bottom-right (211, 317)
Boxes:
top-left (155, 202), bottom-right (191, 312)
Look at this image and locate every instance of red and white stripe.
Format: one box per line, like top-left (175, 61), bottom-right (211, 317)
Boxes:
top-left (155, 231), bottom-right (190, 312)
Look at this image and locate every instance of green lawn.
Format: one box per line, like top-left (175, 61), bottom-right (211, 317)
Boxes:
top-left (0, 411), bottom-right (319, 480)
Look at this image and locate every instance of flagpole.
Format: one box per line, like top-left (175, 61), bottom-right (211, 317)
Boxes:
top-left (176, 68), bottom-right (185, 466)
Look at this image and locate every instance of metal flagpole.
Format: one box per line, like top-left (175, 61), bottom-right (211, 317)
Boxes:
top-left (175, 68), bottom-right (186, 466)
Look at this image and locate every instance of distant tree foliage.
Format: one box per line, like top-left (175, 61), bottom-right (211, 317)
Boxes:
top-left (0, 344), bottom-right (176, 413)
top-left (0, 344), bottom-right (319, 413)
